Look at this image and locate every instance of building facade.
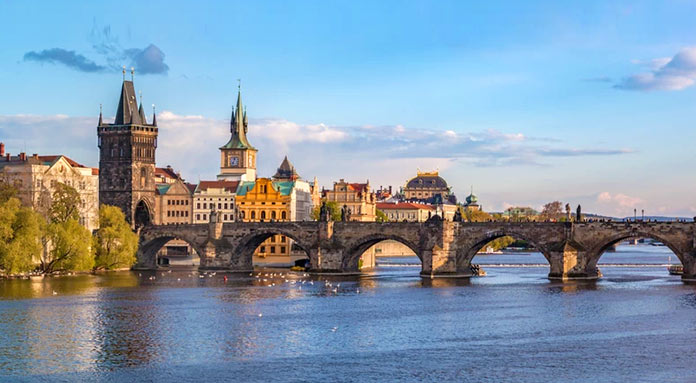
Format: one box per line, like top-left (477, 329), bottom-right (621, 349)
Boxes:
top-left (403, 171), bottom-right (452, 201)
top-left (0, 147), bottom-right (99, 231)
top-left (376, 202), bottom-right (434, 222)
top-left (236, 178), bottom-right (293, 258)
top-left (322, 179), bottom-right (376, 222)
top-left (97, 77), bottom-right (158, 228)
top-left (192, 181), bottom-right (239, 224)
top-left (217, 88), bottom-right (257, 182)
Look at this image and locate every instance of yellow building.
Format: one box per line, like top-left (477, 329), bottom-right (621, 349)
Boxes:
top-left (322, 179), bottom-right (376, 221)
top-left (236, 178), bottom-right (293, 259)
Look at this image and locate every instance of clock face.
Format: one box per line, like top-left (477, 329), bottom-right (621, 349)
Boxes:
top-left (229, 156), bottom-right (239, 167)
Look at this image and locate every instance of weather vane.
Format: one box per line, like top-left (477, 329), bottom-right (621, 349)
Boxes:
top-left (122, 66), bottom-right (126, 80)
top-left (237, 78), bottom-right (241, 91)
top-left (131, 67), bottom-right (135, 81)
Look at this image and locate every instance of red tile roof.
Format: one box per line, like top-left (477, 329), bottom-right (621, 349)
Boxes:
top-left (155, 167), bottom-right (179, 180)
top-left (38, 155), bottom-right (86, 168)
top-left (377, 202), bottom-right (435, 211)
top-left (196, 180), bottom-right (239, 193)
top-left (348, 183), bottom-right (368, 192)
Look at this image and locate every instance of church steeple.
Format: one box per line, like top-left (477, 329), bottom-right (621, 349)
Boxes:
top-left (221, 86), bottom-right (254, 150)
top-left (217, 82), bottom-right (257, 182)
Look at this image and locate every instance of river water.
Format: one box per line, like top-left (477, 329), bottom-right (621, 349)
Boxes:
top-left (1, 244), bottom-right (695, 382)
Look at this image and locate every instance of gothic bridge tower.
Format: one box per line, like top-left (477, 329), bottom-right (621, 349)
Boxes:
top-left (97, 74), bottom-right (158, 228)
top-left (217, 86), bottom-right (257, 181)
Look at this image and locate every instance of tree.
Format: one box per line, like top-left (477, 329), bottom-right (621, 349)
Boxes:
top-left (0, 181), bottom-right (17, 203)
top-left (464, 208), bottom-right (492, 222)
top-left (94, 205), bottom-right (138, 270)
top-left (375, 209), bottom-right (388, 223)
top-left (42, 219), bottom-right (94, 273)
top-left (310, 201), bottom-right (342, 221)
top-left (49, 182), bottom-right (81, 224)
top-left (539, 201), bottom-right (564, 221)
top-left (0, 198), bottom-right (44, 274)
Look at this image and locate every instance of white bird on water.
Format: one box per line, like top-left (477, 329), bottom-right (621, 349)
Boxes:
top-left (52, 291), bottom-right (58, 296)
top-left (331, 326), bottom-right (338, 332)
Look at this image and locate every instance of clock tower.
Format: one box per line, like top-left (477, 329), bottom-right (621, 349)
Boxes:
top-left (217, 87), bottom-right (257, 181)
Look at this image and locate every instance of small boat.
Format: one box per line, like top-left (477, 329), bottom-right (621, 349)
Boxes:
top-left (667, 256), bottom-right (683, 275)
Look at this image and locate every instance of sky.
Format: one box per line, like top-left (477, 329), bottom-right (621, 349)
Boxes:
top-left (0, 0), bottom-right (695, 217)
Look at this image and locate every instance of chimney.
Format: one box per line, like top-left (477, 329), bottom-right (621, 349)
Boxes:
top-left (19, 152), bottom-right (26, 161)
top-left (5, 153), bottom-right (10, 162)
top-left (0, 142), bottom-right (4, 157)
top-left (32, 153), bottom-right (38, 160)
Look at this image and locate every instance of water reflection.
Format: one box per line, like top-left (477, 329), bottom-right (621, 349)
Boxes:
top-left (0, 245), bottom-right (695, 382)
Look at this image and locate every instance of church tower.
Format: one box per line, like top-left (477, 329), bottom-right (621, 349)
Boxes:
top-left (97, 72), bottom-right (158, 228)
top-left (217, 86), bottom-right (257, 181)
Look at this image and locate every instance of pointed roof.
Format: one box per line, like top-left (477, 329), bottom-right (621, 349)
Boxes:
top-left (220, 88), bottom-right (255, 150)
top-left (138, 102), bottom-right (147, 124)
top-left (273, 156), bottom-right (299, 180)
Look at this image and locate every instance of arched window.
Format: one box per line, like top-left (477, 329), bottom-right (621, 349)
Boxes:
top-left (241, 211), bottom-right (245, 219)
top-left (281, 211), bottom-right (287, 220)
top-left (140, 168), bottom-right (147, 188)
top-left (251, 211), bottom-right (256, 220)
top-left (261, 211), bottom-right (266, 220)
top-left (271, 211), bottom-right (276, 220)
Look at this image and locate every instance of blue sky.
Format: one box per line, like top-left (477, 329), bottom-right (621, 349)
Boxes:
top-left (1, 1), bottom-right (695, 216)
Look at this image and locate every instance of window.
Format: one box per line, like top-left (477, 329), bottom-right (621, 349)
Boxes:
top-left (271, 211), bottom-right (276, 220)
top-left (280, 246), bottom-right (286, 253)
top-left (261, 211), bottom-right (266, 220)
top-left (218, 203), bottom-right (221, 209)
top-left (224, 203), bottom-right (228, 209)
top-left (196, 214), bottom-right (200, 220)
top-left (203, 203), bottom-right (207, 209)
top-left (281, 211), bottom-right (287, 220)
top-left (270, 246), bottom-right (276, 254)
top-left (251, 211), bottom-right (256, 220)
top-left (241, 211), bottom-right (245, 219)
top-left (203, 214), bottom-right (207, 221)
top-left (281, 236), bottom-right (286, 243)
top-left (224, 214), bottom-right (228, 221)
top-left (260, 246), bottom-right (265, 253)
top-left (197, 203), bottom-right (200, 209)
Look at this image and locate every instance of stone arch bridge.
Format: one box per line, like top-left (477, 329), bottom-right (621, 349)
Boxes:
top-left (137, 220), bottom-right (696, 281)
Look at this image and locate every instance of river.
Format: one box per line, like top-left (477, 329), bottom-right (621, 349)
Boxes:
top-left (1, 244), bottom-right (695, 382)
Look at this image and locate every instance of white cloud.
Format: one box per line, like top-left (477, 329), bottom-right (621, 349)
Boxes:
top-left (596, 191), bottom-right (644, 208)
top-left (616, 47), bottom-right (696, 91)
top-left (0, 111), bottom-right (634, 189)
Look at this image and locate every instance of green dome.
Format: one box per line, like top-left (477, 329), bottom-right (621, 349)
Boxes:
top-left (466, 193), bottom-right (478, 204)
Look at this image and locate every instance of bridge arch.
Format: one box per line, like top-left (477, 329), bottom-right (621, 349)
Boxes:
top-left (233, 227), bottom-right (312, 262)
top-left (137, 233), bottom-right (206, 269)
top-left (456, 230), bottom-right (553, 269)
top-left (585, 229), bottom-right (684, 269)
top-left (342, 234), bottom-right (421, 272)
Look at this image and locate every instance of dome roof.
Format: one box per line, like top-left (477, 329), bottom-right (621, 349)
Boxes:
top-left (466, 193), bottom-right (478, 204)
top-left (405, 172), bottom-right (448, 189)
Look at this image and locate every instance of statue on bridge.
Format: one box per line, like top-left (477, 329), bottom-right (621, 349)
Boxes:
top-left (565, 203), bottom-right (571, 221)
top-left (319, 201), bottom-right (331, 222)
top-left (576, 204), bottom-right (582, 222)
top-left (341, 205), bottom-right (347, 222)
top-left (453, 208), bottom-right (463, 222)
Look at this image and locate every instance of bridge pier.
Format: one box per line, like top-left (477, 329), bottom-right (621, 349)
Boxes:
top-left (547, 242), bottom-right (600, 280)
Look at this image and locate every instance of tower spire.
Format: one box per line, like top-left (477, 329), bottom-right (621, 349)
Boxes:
top-left (98, 104), bottom-right (103, 126)
top-left (152, 104), bottom-right (157, 126)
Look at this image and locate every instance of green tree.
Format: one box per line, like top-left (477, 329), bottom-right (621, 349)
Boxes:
top-left (94, 205), bottom-right (138, 270)
top-left (311, 201), bottom-right (342, 221)
top-left (375, 209), bottom-right (388, 222)
top-left (49, 182), bottom-right (81, 224)
top-left (0, 198), bottom-right (44, 274)
top-left (43, 219), bottom-right (94, 273)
